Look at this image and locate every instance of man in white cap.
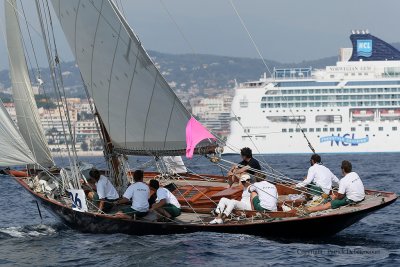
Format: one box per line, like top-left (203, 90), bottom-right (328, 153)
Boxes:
top-left (210, 174), bottom-right (252, 224)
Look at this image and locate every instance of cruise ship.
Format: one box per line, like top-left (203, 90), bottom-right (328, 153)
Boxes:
top-left (226, 31), bottom-right (400, 154)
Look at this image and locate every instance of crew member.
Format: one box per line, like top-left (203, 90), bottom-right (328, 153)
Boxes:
top-left (148, 179), bottom-right (181, 220)
top-left (227, 147), bottom-right (261, 187)
top-left (115, 170), bottom-right (150, 218)
top-left (296, 154), bottom-right (339, 196)
top-left (210, 174), bottom-right (253, 224)
top-left (307, 160), bottom-right (365, 213)
top-left (249, 177), bottom-right (278, 212)
top-left (87, 169), bottom-right (119, 213)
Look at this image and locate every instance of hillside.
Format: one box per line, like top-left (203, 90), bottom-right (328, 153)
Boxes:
top-left (1, 43), bottom-right (400, 98)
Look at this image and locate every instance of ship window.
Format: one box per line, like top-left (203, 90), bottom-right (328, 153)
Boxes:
top-left (309, 128), bottom-right (314, 132)
top-left (379, 127), bottom-right (384, 131)
top-left (393, 127), bottom-right (398, 131)
top-left (261, 103), bottom-right (267, 108)
top-left (296, 128), bottom-right (301, 132)
top-left (302, 128), bottom-right (307, 132)
top-left (351, 127), bottom-right (356, 131)
top-left (316, 128), bottom-right (321, 132)
top-left (323, 128), bottom-right (328, 132)
top-left (289, 128), bottom-right (294, 133)
top-left (330, 128), bottom-right (335, 132)
top-left (282, 129), bottom-right (287, 133)
top-left (240, 99), bottom-right (248, 108)
top-left (336, 128), bottom-right (341, 131)
top-left (261, 97), bottom-right (266, 101)
top-left (365, 127), bottom-right (370, 131)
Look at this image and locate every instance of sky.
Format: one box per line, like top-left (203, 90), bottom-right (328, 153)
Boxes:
top-left (1, 0), bottom-right (400, 70)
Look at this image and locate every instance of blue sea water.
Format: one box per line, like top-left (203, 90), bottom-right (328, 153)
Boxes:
top-left (0, 154), bottom-right (399, 267)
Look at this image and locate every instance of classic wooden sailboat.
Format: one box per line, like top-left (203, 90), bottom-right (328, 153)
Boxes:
top-left (2, 0), bottom-right (397, 238)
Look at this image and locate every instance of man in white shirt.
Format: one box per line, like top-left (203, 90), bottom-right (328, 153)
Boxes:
top-left (149, 179), bottom-right (181, 220)
top-left (210, 174), bottom-right (253, 224)
top-left (307, 160), bottom-right (365, 213)
top-left (249, 177), bottom-right (278, 212)
top-left (296, 154), bottom-right (340, 196)
top-left (87, 169), bottom-right (119, 213)
top-left (115, 170), bottom-right (150, 218)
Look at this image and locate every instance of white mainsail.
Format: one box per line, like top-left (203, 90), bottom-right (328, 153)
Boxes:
top-left (50, 0), bottom-right (216, 155)
top-left (5, 0), bottom-right (54, 166)
top-left (0, 99), bottom-right (35, 167)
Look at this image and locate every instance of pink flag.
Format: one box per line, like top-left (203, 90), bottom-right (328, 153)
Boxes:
top-left (186, 117), bottom-right (216, 158)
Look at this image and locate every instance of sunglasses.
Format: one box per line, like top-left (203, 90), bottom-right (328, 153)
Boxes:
top-left (241, 180), bottom-right (250, 184)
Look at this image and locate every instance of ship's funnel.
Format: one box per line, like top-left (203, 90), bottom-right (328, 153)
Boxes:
top-left (349, 32), bottom-right (400, 61)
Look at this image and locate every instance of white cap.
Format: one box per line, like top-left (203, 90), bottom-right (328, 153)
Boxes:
top-left (240, 174), bottom-right (251, 182)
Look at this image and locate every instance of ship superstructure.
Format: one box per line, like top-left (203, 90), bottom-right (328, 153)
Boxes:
top-left (226, 31), bottom-right (400, 153)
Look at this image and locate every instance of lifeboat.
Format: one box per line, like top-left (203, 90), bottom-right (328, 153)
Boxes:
top-left (352, 109), bottom-right (374, 118)
top-left (380, 109), bottom-right (400, 118)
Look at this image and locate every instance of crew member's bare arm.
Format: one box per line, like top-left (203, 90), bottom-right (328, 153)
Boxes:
top-left (151, 199), bottom-right (167, 210)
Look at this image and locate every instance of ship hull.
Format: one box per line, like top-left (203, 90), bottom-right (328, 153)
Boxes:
top-left (14, 177), bottom-right (397, 238)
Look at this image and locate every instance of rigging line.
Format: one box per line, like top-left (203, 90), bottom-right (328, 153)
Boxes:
top-left (157, 0), bottom-right (225, 145)
top-left (35, 0), bottom-right (78, 187)
top-left (159, 0), bottom-right (198, 59)
top-left (229, 109), bottom-right (274, 171)
top-left (214, 159), bottom-right (326, 201)
top-left (81, 78), bottom-right (109, 163)
top-left (168, 178), bottom-right (206, 225)
top-left (211, 161), bottom-right (281, 201)
top-left (18, 23), bottom-right (36, 84)
top-left (4, 0), bottom-right (43, 37)
top-left (114, 0), bottom-right (126, 18)
top-left (228, 0), bottom-right (316, 153)
top-left (173, 173), bottom-right (218, 206)
top-left (228, 0), bottom-right (272, 77)
top-left (19, 0), bottom-right (41, 75)
top-left (185, 167), bottom-right (221, 182)
top-left (217, 157), bottom-right (338, 195)
top-left (18, 0), bottom-right (65, 164)
top-left (43, 0), bottom-right (82, 182)
top-left (214, 159), bottom-right (305, 194)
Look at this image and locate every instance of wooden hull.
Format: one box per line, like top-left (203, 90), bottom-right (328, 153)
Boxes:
top-left (14, 177), bottom-right (397, 238)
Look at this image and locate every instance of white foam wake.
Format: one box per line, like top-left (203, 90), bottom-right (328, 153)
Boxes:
top-left (0, 224), bottom-right (57, 238)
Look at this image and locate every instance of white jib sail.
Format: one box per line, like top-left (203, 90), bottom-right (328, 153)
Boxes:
top-left (162, 156), bottom-right (188, 174)
top-left (0, 99), bottom-right (35, 167)
top-left (50, 0), bottom-right (215, 155)
top-left (5, 0), bottom-right (54, 166)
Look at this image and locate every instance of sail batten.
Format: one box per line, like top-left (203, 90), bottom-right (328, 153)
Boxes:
top-left (5, 0), bottom-right (54, 166)
top-left (51, 0), bottom-right (217, 155)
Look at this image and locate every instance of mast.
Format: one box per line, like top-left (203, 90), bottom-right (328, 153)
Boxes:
top-left (95, 110), bottom-right (121, 186)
